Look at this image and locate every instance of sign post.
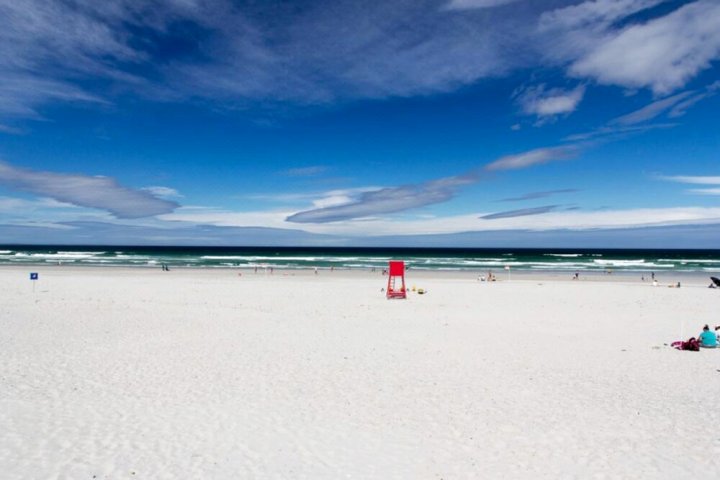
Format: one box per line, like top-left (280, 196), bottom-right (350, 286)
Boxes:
top-left (30, 272), bottom-right (38, 292)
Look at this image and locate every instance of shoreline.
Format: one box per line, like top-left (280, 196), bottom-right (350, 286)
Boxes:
top-left (2, 263), bottom-right (714, 286)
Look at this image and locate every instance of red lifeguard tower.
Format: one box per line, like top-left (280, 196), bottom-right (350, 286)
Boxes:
top-left (386, 260), bottom-right (407, 299)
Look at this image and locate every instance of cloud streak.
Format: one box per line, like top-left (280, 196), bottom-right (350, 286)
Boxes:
top-left (658, 175), bottom-right (720, 195)
top-left (281, 166), bottom-right (328, 177)
top-left (286, 144), bottom-right (582, 223)
top-left (480, 205), bottom-right (560, 220)
top-left (500, 189), bottom-right (578, 202)
top-left (286, 173), bottom-right (479, 223)
top-left (658, 175), bottom-right (720, 185)
top-left (445, 0), bottom-right (522, 10)
top-left (484, 145), bottom-right (579, 171)
top-left (0, 161), bottom-right (179, 218)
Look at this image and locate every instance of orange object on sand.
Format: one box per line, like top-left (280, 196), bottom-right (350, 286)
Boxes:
top-left (386, 261), bottom-right (407, 299)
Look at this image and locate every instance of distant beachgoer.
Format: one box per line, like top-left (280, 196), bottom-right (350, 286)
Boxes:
top-left (573, 272), bottom-right (579, 280)
top-left (314, 267), bottom-right (318, 275)
top-left (699, 325), bottom-right (717, 348)
top-left (652, 280), bottom-right (658, 287)
top-left (671, 338), bottom-right (699, 351)
top-left (676, 282), bottom-right (681, 288)
top-left (651, 272), bottom-right (655, 280)
top-left (641, 275), bottom-right (645, 282)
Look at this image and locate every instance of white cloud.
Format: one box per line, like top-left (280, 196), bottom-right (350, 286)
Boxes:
top-left (500, 189), bottom-right (578, 202)
top-left (563, 123), bottom-right (677, 142)
top-left (0, 0), bottom-right (544, 120)
top-left (688, 188), bottom-right (720, 196)
top-left (0, 161), bottom-right (179, 218)
top-left (142, 186), bottom-right (183, 199)
top-left (445, 0), bottom-right (522, 10)
top-left (540, 0), bottom-right (664, 32)
top-left (658, 175), bottom-right (720, 185)
top-left (284, 144), bottom-right (584, 224)
top-left (657, 175), bottom-right (720, 196)
top-left (515, 84), bottom-right (586, 119)
top-left (540, 0), bottom-right (720, 95)
top-left (159, 207), bottom-right (292, 228)
top-left (484, 145), bottom-right (579, 171)
top-left (161, 204), bottom-right (720, 238)
top-left (311, 194), bottom-right (354, 209)
top-left (0, 195), bottom-right (80, 213)
top-left (612, 90), bottom-right (694, 125)
top-left (281, 166), bottom-right (328, 177)
top-left (481, 205), bottom-right (560, 219)
top-left (286, 173), bottom-right (479, 223)
top-left (568, 1), bottom-right (720, 94)
top-left (0, 123), bottom-right (23, 134)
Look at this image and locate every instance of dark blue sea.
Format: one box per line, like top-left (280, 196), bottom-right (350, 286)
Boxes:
top-left (1, 245), bottom-right (719, 274)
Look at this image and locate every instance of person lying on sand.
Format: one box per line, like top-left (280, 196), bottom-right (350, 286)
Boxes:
top-left (671, 338), bottom-right (699, 351)
top-left (698, 325), bottom-right (717, 348)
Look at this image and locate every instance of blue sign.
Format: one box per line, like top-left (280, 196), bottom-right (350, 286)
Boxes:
top-left (30, 272), bottom-right (38, 280)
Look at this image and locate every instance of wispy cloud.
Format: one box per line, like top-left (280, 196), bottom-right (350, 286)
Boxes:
top-left (0, 0), bottom-right (539, 120)
top-left (657, 174), bottom-right (720, 196)
top-left (2, 0), bottom-right (718, 124)
top-left (657, 175), bottom-right (720, 185)
top-left (286, 172), bottom-right (479, 223)
top-left (564, 79), bottom-right (720, 140)
top-left (563, 123), bottom-right (677, 142)
top-left (444, 0), bottom-right (522, 10)
top-left (688, 188), bottom-right (720, 196)
top-left (480, 205), bottom-right (560, 219)
top-left (540, 0), bottom-right (720, 94)
top-left (285, 144), bottom-right (582, 223)
top-left (0, 123), bottom-right (24, 135)
top-left (142, 186), bottom-right (184, 199)
top-left (514, 84), bottom-right (585, 121)
top-left (500, 189), bottom-right (578, 202)
top-left (281, 166), bottom-right (328, 177)
top-left (612, 90), bottom-right (694, 125)
top-left (0, 161), bottom-right (179, 218)
top-left (484, 145), bottom-right (579, 171)
top-left (171, 204), bottom-right (720, 239)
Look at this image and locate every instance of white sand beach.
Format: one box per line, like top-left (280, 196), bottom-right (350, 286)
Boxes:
top-left (1, 266), bottom-right (719, 479)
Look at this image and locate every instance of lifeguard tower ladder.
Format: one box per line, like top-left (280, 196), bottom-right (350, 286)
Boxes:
top-left (386, 260), bottom-right (407, 299)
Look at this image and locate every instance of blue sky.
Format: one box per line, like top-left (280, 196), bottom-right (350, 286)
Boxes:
top-left (0, 0), bottom-right (719, 247)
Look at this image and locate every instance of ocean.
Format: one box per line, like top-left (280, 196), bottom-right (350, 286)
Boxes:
top-left (1, 245), bottom-right (719, 274)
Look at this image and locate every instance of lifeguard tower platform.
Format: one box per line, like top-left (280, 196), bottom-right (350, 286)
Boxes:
top-left (386, 260), bottom-right (407, 299)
